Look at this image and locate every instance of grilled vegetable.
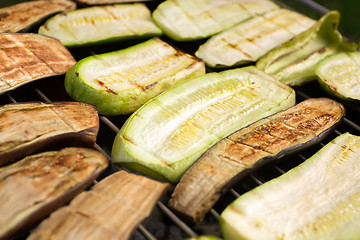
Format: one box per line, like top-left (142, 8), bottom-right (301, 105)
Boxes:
top-left (76, 0), bottom-right (153, 5)
top-left (220, 132), bottom-right (360, 240)
top-left (188, 237), bottom-right (222, 240)
top-left (0, 147), bottom-right (108, 240)
top-left (0, 102), bottom-right (99, 166)
top-left (0, 33), bottom-right (76, 95)
top-left (28, 170), bottom-right (169, 240)
top-left (256, 10), bottom-right (344, 86)
top-left (195, 8), bottom-right (315, 68)
top-left (112, 66), bottom-right (295, 183)
top-left (316, 51), bottom-right (360, 101)
top-left (38, 4), bottom-right (162, 47)
top-left (152, 0), bottom-right (279, 41)
top-left (65, 38), bottom-right (205, 115)
top-left (0, 0), bottom-right (76, 33)
top-left (168, 98), bottom-right (345, 224)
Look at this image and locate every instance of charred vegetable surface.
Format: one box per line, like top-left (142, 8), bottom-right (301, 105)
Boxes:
top-left (169, 98), bottom-right (345, 224)
top-left (0, 102), bottom-right (99, 166)
top-left (38, 3), bottom-right (162, 47)
top-left (316, 51), bottom-right (360, 101)
top-left (152, 0), bottom-right (279, 41)
top-left (0, 33), bottom-right (76, 94)
top-left (65, 38), bottom-right (205, 115)
top-left (221, 133), bottom-right (360, 240)
top-left (28, 170), bottom-right (169, 240)
top-left (196, 8), bottom-right (315, 68)
top-left (0, 0), bottom-right (76, 33)
top-left (0, 147), bottom-right (108, 240)
top-left (112, 66), bottom-right (295, 183)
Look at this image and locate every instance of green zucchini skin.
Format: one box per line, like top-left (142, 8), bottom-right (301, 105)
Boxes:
top-left (256, 10), bottom-right (344, 86)
top-left (316, 51), bottom-right (360, 102)
top-left (168, 98), bottom-right (345, 224)
top-left (152, 0), bottom-right (279, 41)
top-left (111, 66), bottom-right (295, 183)
top-left (64, 38), bottom-right (205, 116)
top-left (221, 132), bottom-right (360, 240)
top-left (38, 3), bottom-right (162, 47)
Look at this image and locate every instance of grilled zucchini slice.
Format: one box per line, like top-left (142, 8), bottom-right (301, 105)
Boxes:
top-left (256, 10), bottom-right (344, 86)
top-left (38, 3), bottom-right (162, 47)
top-left (152, 0), bottom-right (279, 41)
top-left (316, 51), bottom-right (360, 101)
top-left (195, 8), bottom-right (315, 68)
top-left (112, 66), bottom-right (295, 183)
top-left (221, 133), bottom-right (360, 240)
top-left (64, 38), bottom-right (205, 115)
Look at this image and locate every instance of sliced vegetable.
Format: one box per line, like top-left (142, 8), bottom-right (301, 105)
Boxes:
top-left (28, 170), bottom-right (169, 240)
top-left (0, 0), bottom-right (76, 33)
top-left (221, 133), bottom-right (360, 240)
top-left (0, 147), bottom-right (108, 240)
top-left (0, 33), bottom-right (76, 94)
top-left (316, 51), bottom-right (360, 101)
top-left (112, 66), bottom-right (295, 183)
top-left (169, 98), bottom-right (344, 224)
top-left (0, 102), bottom-right (99, 166)
top-left (256, 10), bottom-right (345, 86)
top-left (195, 8), bottom-right (315, 68)
top-left (76, 0), bottom-right (153, 4)
top-left (38, 3), bottom-right (162, 47)
top-left (65, 38), bottom-right (205, 115)
top-left (152, 0), bottom-right (279, 41)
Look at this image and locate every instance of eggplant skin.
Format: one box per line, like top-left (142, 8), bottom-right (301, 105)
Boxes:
top-left (0, 0), bottom-right (76, 33)
top-left (169, 98), bottom-right (345, 224)
top-left (0, 147), bottom-right (108, 240)
top-left (0, 102), bottom-right (99, 166)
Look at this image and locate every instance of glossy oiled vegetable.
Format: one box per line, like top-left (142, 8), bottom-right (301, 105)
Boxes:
top-left (0, 147), bottom-right (108, 240)
top-left (169, 98), bottom-right (344, 224)
top-left (0, 33), bottom-right (76, 94)
top-left (38, 3), bottom-right (162, 47)
top-left (256, 10), bottom-right (344, 86)
top-left (221, 133), bottom-right (360, 240)
top-left (152, 0), bottom-right (279, 41)
top-left (76, 0), bottom-right (153, 4)
top-left (0, 102), bottom-right (99, 166)
top-left (28, 170), bottom-right (169, 240)
top-left (316, 51), bottom-right (360, 101)
top-left (65, 38), bottom-right (205, 115)
top-left (195, 8), bottom-right (315, 68)
top-left (0, 0), bottom-right (76, 33)
top-left (112, 66), bottom-right (295, 183)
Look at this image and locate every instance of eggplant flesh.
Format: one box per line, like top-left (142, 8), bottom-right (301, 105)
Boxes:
top-left (0, 0), bottom-right (76, 33)
top-left (28, 170), bottom-right (169, 240)
top-left (0, 147), bottom-right (108, 240)
top-left (220, 132), bottom-right (360, 240)
top-left (0, 33), bottom-right (76, 95)
top-left (0, 102), bottom-right (99, 166)
top-left (169, 98), bottom-right (344, 224)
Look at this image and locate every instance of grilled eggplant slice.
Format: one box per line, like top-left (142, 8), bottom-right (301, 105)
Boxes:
top-left (0, 147), bottom-right (108, 240)
top-left (0, 33), bottom-right (76, 94)
top-left (195, 8), bottom-right (315, 68)
top-left (220, 132), bottom-right (360, 240)
top-left (168, 98), bottom-right (345, 224)
top-left (38, 3), bottom-right (162, 47)
top-left (28, 170), bottom-right (169, 240)
top-left (0, 102), bottom-right (99, 166)
top-left (316, 51), bottom-right (360, 101)
top-left (0, 0), bottom-right (76, 33)
top-left (112, 66), bottom-right (295, 183)
top-left (76, 0), bottom-right (153, 5)
top-left (152, 0), bottom-right (279, 41)
top-left (65, 38), bottom-right (205, 115)
top-left (256, 10), bottom-right (344, 86)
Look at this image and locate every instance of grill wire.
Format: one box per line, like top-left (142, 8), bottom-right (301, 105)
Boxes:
top-left (2, 0), bottom-right (360, 239)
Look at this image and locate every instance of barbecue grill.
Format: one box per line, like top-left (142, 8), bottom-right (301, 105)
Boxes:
top-left (2, 0), bottom-right (360, 239)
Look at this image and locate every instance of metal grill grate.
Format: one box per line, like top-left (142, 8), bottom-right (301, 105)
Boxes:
top-left (3, 0), bottom-right (360, 239)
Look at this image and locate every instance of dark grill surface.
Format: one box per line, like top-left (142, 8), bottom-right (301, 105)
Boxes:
top-left (3, 0), bottom-right (360, 239)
